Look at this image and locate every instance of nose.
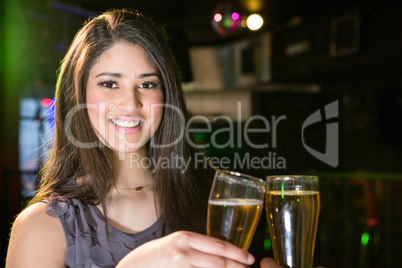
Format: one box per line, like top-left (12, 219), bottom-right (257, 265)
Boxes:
top-left (116, 89), bottom-right (143, 113)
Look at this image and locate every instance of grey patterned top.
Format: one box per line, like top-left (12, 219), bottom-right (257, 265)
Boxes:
top-left (43, 193), bottom-right (167, 267)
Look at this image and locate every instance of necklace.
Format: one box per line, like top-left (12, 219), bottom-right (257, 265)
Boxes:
top-left (117, 182), bottom-right (151, 192)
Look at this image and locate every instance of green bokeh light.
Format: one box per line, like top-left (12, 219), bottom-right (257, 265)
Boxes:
top-left (264, 238), bottom-right (272, 251)
top-left (361, 232), bottom-right (369, 246)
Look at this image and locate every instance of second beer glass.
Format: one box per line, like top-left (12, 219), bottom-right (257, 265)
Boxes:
top-left (265, 175), bottom-right (320, 268)
top-left (207, 170), bottom-right (266, 251)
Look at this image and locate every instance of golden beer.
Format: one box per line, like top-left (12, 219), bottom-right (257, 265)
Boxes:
top-left (265, 190), bottom-right (320, 268)
top-left (207, 198), bottom-right (263, 250)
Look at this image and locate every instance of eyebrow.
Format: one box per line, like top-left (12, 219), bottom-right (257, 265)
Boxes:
top-left (137, 73), bottom-right (159, 79)
top-left (95, 72), bottom-right (159, 79)
top-left (95, 72), bottom-right (122, 78)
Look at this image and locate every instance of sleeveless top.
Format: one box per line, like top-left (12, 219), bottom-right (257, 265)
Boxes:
top-left (43, 193), bottom-right (169, 268)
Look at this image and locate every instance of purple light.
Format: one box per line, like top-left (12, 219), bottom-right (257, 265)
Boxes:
top-left (231, 12), bottom-right (240, 21)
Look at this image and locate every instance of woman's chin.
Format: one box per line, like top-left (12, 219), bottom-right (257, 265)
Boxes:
top-left (108, 145), bottom-right (148, 158)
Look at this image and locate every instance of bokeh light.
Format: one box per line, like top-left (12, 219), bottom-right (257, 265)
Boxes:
top-left (214, 13), bottom-right (222, 22)
top-left (40, 98), bottom-right (53, 108)
top-left (231, 12), bottom-right (239, 21)
top-left (247, 14), bottom-right (264, 30)
top-left (211, 4), bottom-right (244, 37)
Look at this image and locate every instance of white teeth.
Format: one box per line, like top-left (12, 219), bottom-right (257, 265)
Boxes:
top-left (111, 119), bottom-right (141, 127)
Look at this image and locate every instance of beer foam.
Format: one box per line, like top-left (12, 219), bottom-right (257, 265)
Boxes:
top-left (209, 198), bottom-right (263, 206)
top-left (268, 190), bottom-right (319, 195)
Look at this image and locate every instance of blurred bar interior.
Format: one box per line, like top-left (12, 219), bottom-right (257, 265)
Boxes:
top-left (1, 0), bottom-right (402, 267)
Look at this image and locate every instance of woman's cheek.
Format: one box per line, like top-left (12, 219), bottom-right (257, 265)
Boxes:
top-left (150, 93), bottom-right (164, 126)
top-left (86, 89), bottom-right (105, 106)
top-left (86, 91), bottom-right (106, 131)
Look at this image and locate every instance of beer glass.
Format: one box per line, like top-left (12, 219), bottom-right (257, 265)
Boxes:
top-left (207, 169), bottom-right (265, 251)
top-left (265, 175), bottom-right (320, 268)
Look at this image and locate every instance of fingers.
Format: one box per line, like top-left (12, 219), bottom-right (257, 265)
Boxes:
top-left (172, 231), bottom-right (255, 266)
top-left (184, 247), bottom-right (250, 268)
top-left (119, 231), bottom-right (256, 268)
top-left (260, 257), bottom-right (282, 268)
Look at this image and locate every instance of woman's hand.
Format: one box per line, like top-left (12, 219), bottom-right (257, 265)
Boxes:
top-left (260, 258), bottom-right (282, 268)
top-left (117, 231), bottom-right (255, 267)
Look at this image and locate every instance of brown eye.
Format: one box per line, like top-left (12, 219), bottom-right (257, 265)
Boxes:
top-left (98, 81), bottom-right (117, 88)
top-left (139, 82), bottom-right (159, 89)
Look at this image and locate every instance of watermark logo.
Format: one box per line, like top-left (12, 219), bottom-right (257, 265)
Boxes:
top-left (301, 100), bottom-right (339, 167)
top-left (62, 99), bottom-right (340, 170)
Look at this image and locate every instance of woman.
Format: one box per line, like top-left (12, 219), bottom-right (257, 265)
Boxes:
top-left (6, 9), bottom-right (277, 268)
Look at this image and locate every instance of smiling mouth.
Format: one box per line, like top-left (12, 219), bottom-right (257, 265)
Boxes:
top-left (110, 119), bottom-right (142, 128)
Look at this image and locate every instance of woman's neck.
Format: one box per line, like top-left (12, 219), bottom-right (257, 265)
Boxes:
top-left (101, 150), bottom-right (158, 233)
top-left (111, 149), bottom-right (154, 188)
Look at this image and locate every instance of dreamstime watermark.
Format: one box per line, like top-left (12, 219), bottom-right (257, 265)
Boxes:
top-left (63, 99), bottom-right (339, 168)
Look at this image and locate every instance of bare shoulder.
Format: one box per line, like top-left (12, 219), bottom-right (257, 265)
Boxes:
top-left (6, 202), bottom-right (66, 268)
top-left (13, 202), bottom-right (59, 225)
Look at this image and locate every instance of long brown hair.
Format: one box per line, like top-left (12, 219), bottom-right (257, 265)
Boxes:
top-left (32, 9), bottom-right (214, 234)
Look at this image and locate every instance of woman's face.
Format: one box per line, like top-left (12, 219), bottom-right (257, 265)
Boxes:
top-left (86, 42), bottom-right (164, 156)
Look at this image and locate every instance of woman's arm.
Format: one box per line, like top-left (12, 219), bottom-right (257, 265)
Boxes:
top-left (6, 202), bottom-right (66, 268)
